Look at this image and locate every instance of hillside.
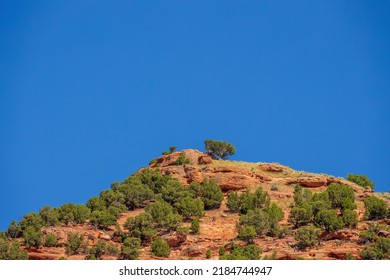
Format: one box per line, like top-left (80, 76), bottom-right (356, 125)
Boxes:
top-left (1, 149), bottom-right (389, 260)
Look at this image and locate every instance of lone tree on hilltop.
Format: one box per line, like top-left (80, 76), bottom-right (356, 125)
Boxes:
top-left (204, 139), bottom-right (235, 160)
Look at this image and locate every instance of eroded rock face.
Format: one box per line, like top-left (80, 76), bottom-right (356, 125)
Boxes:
top-left (18, 149), bottom-right (382, 260)
top-left (161, 232), bottom-right (187, 247)
top-left (323, 230), bottom-right (360, 241)
top-left (286, 177), bottom-right (350, 189)
top-left (259, 164), bottom-right (284, 172)
top-left (145, 151), bottom-right (273, 191)
top-left (182, 245), bottom-right (204, 257)
top-left (287, 177), bottom-right (328, 188)
top-left (150, 149), bottom-right (209, 167)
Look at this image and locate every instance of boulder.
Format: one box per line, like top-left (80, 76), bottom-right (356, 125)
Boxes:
top-left (161, 232), bottom-right (187, 247)
top-left (182, 245), bottom-right (203, 257)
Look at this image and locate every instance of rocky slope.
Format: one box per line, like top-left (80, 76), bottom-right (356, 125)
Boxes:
top-left (10, 149), bottom-right (390, 260)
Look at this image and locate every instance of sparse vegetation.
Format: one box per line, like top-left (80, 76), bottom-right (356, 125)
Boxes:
top-left (206, 249), bottom-right (211, 259)
top-left (314, 209), bottom-right (344, 232)
top-left (200, 179), bottom-right (223, 210)
top-left (294, 225), bottom-right (320, 250)
top-left (191, 217), bottom-right (200, 235)
top-left (162, 146), bottom-right (177, 155)
top-left (65, 233), bottom-right (85, 255)
top-left (151, 237), bottom-right (170, 257)
top-left (226, 191), bottom-right (240, 212)
top-left (124, 212), bottom-right (156, 241)
top-left (239, 225), bottom-right (256, 244)
top-left (326, 183), bottom-right (356, 211)
top-left (0, 239), bottom-right (28, 260)
top-left (360, 237), bottom-right (390, 260)
top-left (4, 143), bottom-right (389, 261)
top-left (44, 233), bottom-right (58, 247)
top-left (219, 242), bottom-right (262, 260)
top-left (289, 205), bottom-right (313, 228)
top-left (347, 174), bottom-right (375, 190)
top-left (121, 237), bottom-right (141, 260)
top-left (175, 153), bottom-right (190, 165)
top-left (363, 196), bottom-right (388, 220)
top-left (359, 226), bottom-right (377, 244)
top-left (23, 226), bottom-right (42, 248)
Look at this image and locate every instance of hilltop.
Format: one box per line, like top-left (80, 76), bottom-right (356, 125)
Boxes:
top-left (1, 148), bottom-right (389, 260)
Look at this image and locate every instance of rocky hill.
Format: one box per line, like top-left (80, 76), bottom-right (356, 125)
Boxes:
top-left (2, 149), bottom-right (389, 260)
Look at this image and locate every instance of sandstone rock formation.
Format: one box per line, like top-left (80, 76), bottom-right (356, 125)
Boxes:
top-left (9, 149), bottom-right (388, 260)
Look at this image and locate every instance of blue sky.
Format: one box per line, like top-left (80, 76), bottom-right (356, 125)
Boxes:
top-left (1, 1), bottom-right (389, 230)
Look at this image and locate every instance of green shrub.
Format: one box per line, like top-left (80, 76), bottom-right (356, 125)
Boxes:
top-left (346, 253), bottom-right (356, 260)
top-left (347, 174), bottom-right (375, 190)
top-left (277, 226), bottom-right (292, 239)
top-left (267, 203), bottom-right (284, 236)
top-left (65, 233), bottom-right (85, 255)
top-left (342, 209), bottom-right (358, 228)
top-left (58, 203), bottom-right (90, 224)
top-left (116, 180), bottom-right (154, 210)
top-left (44, 233), bottom-right (58, 247)
top-left (310, 200), bottom-right (332, 217)
top-left (7, 220), bottom-right (22, 238)
top-left (293, 185), bottom-right (312, 206)
top-left (23, 226), bottom-right (42, 248)
top-left (176, 226), bottom-right (189, 234)
top-left (90, 210), bottom-right (117, 229)
top-left (88, 240), bottom-right (107, 260)
top-left (99, 189), bottom-right (126, 210)
top-left (0, 239), bottom-right (28, 260)
top-left (315, 209), bottom-right (344, 232)
top-left (204, 139), bottom-right (235, 160)
top-left (326, 183), bottom-right (356, 211)
top-left (175, 153), bottom-right (190, 165)
top-left (253, 187), bottom-right (271, 209)
top-left (175, 197), bottom-right (204, 220)
top-left (219, 243), bottom-right (261, 260)
top-left (72, 204), bottom-right (91, 224)
top-left (363, 196), bottom-right (388, 220)
top-left (240, 208), bottom-right (269, 236)
top-left (106, 243), bottom-right (119, 257)
top-left (121, 237), bottom-right (141, 260)
top-left (206, 249), bottom-right (211, 259)
top-left (239, 225), bottom-right (257, 244)
top-left (200, 179), bottom-right (223, 210)
top-left (20, 213), bottom-right (44, 231)
top-left (162, 146), bottom-right (177, 155)
top-left (191, 217), bottom-right (200, 235)
top-left (294, 225), bottom-right (320, 250)
top-left (130, 169), bottom-right (171, 194)
top-left (161, 179), bottom-right (189, 206)
top-left (151, 237), bottom-right (170, 257)
top-left (359, 227), bottom-right (377, 244)
top-left (239, 188), bottom-right (270, 214)
top-left (360, 237), bottom-right (390, 260)
top-left (189, 182), bottom-right (203, 198)
top-left (226, 191), bottom-right (240, 212)
top-left (288, 204), bottom-right (313, 228)
top-left (219, 246), bottom-right (226, 257)
top-left (86, 196), bottom-right (107, 212)
top-left (239, 190), bottom-right (256, 214)
top-left (39, 206), bottom-right (59, 227)
top-left (124, 212), bottom-right (156, 241)
top-left (146, 200), bottom-right (181, 231)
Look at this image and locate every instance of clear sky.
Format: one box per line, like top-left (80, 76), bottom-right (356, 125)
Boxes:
top-left (1, 1), bottom-right (389, 230)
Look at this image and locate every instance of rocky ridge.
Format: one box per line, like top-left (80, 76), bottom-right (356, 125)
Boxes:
top-left (13, 149), bottom-right (390, 260)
